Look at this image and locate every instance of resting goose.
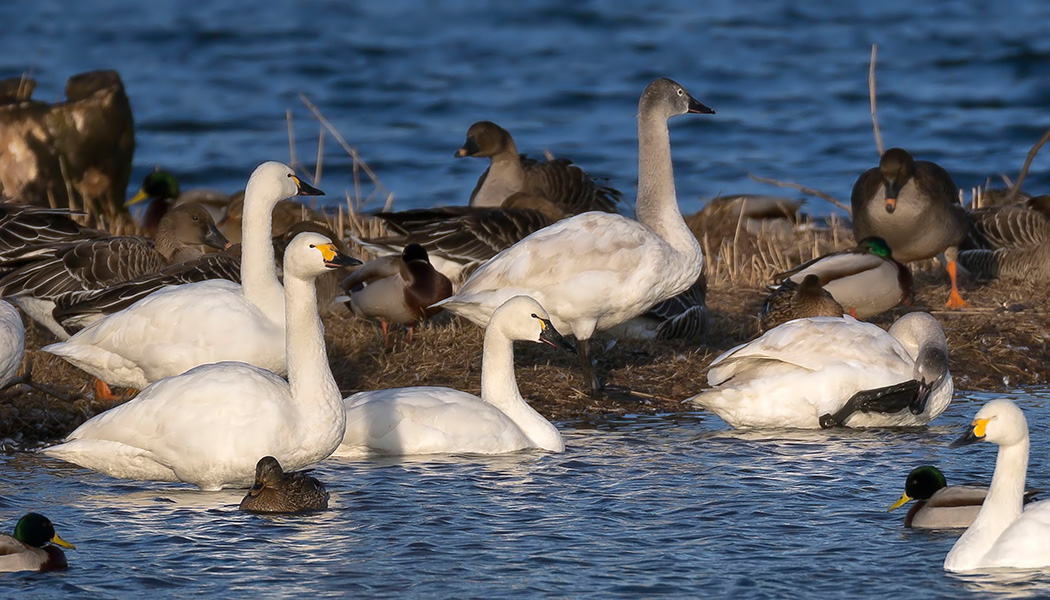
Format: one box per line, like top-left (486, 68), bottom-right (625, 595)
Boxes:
top-left (0, 203), bottom-right (105, 264)
top-left (42, 232), bottom-right (358, 490)
top-left (851, 148), bottom-right (970, 308)
top-left (771, 237), bottom-right (911, 319)
top-left (0, 203), bottom-right (227, 340)
top-left (688, 312), bottom-right (952, 429)
top-left (0, 513), bottom-right (75, 573)
top-left (437, 78), bottom-right (712, 395)
top-left (43, 162), bottom-right (322, 390)
top-left (0, 299), bottom-right (24, 388)
top-left (335, 295), bottom-right (575, 457)
top-left (944, 399), bottom-right (1050, 572)
top-left (456, 120), bottom-right (623, 214)
top-left (959, 195), bottom-right (1050, 282)
top-left (239, 456), bottom-right (329, 513)
top-left (342, 243), bottom-right (453, 345)
top-left (760, 274), bottom-right (843, 332)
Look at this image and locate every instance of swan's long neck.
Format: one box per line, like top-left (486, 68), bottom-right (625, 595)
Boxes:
top-left (480, 327), bottom-right (564, 452)
top-left (241, 195), bottom-right (284, 323)
top-left (945, 438), bottom-right (1029, 571)
top-left (283, 273), bottom-right (345, 453)
top-left (636, 110), bottom-right (701, 263)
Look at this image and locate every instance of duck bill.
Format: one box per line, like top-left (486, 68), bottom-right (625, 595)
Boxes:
top-left (887, 492), bottom-right (912, 512)
top-left (455, 137), bottom-right (479, 158)
top-left (125, 188), bottom-right (150, 207)
top-left (292, 176), bottom-right (324, 197)
top-left (539, 319), bottom-right (577, 354)
top-left (51, 533), bottom-right (76, 549)
top-left (687, 95), bottom-right (715, 114)
top-left (203, 224), bottom-right (230, 251)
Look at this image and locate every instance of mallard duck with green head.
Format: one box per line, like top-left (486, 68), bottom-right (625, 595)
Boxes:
top-left (0, 513), bottom-right (75, 572)
top-left (889, 465), bottom-right (1041, 529)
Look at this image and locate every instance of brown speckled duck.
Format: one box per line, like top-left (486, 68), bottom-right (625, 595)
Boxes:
top-left (851, 148), bottom-right (970, 308)
top-left (239, 456), bottom-right (329, 514)
top-left (760, 274), bottom-right (843, 331)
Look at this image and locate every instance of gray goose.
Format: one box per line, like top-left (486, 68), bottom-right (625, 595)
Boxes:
top-left (0, 203), bottom-right (227, 339)
top-left (958, 195), bottom-right (1050, 282)
top-left (851, 148), bottom-right (971, 308)
top-left (0, 203), bottom-right (106, 264)
top-left (456, 120), bottom-right (623, 214)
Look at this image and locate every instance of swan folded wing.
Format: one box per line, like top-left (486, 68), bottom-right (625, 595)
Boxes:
top-left (708, 317), bottom-right (908, 384)
top-left (982, 502), bottom-right (1050, 567)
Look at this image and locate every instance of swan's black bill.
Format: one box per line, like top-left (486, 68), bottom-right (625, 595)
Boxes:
top-left (292, 175), bottom-right (325, 197)
top-left (538, 319), bottom-right (577, 354)
top-left (687, 96), bottom-right (715, 115)
top-left (949, 425), bottom-right (985, 449)
top-left (318, 245), bottom-right (363, 269)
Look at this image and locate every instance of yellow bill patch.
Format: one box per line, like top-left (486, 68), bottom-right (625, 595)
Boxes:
top-left (973, 418), bottom-right (990, 438)
top-left (316, 244), bottom-right (339, 261)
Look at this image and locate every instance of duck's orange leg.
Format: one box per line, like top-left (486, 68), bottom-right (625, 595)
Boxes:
top-left (945, 260), bottom-right (970, 309)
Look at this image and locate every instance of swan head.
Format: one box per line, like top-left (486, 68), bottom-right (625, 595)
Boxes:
top-left (888, 312), bottom-right (947, 359)
top-left (491, 296), bottom-right (576, 353)
top-left (889, 465), bottom-right (947, 511)
top-left (13, 513), bottom-right (75, 549)
top-left (455, 121), bottom-right (513, 159)
top-left (283, 231), bottom-right (362, 280)
top-left (244, 162), bottom-right (324, 210)
top-left (878, 148), bottom-right (916, 213)
top-left (911, 345), bottom-right (949, 414)
top-left (639, 78), bottom-right (714, 120)
top-left (950, 399), bottom-right (1029, 449)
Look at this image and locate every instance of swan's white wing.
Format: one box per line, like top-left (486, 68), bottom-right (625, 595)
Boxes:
top-left (339, 387), bottom-right (530, 456)
top-left (708, 317), bottom-right (910, 385)
top-left (984, 500), bottom-right (1050, 569)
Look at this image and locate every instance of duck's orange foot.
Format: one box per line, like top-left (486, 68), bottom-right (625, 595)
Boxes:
top-left (93, 379), bottom-right (138, 404)
top-left (945, 290), bottom-right (970, 309)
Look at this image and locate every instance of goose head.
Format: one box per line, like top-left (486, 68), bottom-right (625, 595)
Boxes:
top-left (283, 231), bottom-right (362, 280)
top-left (159, 203), bottom-right (228, 250)
top-left (491, 296), bottom-right (576, 353)
top-left (878, 148), bottom-right (916, 214)
top-left (951, 399), bottom-right (1028, 449)
top-left (455, 121), bottom-right (513, 159)
top-left (127, 168), bottom-right (179, 207)
top-left (13, 513), bottom-right (75, 550)
top-left (244, 162), bottom-right (324, 211)
top-left (639, 78), bottom-right (715, 121)
top-left (889, 465), bottom-right (948, 511)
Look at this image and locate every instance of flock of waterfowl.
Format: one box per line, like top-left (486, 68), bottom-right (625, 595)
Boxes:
top-left (1, 77), bottom-right (1049, 574)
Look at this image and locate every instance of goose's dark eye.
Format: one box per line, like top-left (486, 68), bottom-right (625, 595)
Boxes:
top-left (192, 215), bottom-right (199, 221)
top-left (677, 89), bottom-right (683, 96)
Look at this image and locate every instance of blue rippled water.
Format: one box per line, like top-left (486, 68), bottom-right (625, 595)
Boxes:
top-left (4, 390), bottom-right (1050, 598)
top-left (3, 0), bottom-right (1050, 217)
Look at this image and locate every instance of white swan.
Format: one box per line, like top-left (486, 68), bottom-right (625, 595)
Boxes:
top-left (436, 78), bottom-right (712, 395)
top-left (41, 232), bottom-right (356, 491)
top-left (334, 295), bottom-right (575, 457)
top-left (0, 299), bottom-right (24, 388)
top-left (43, 162), bottom-right (322, 389)
top-left (944, 399), bottom-right (1050, 572)
top-left (688, 312), bottom-right (952, 429)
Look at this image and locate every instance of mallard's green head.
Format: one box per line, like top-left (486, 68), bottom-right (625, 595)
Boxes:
top-left (889, 466), bottom-right (948, 511)
top-left (858, 236), bottom-right (893, 259)
top-left (128, 168), bottom-right (180, 206)
top-left (13, 513), bottom-right (75, 549)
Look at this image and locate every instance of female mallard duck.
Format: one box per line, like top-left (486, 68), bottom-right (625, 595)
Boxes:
top-left (0, 203), bottom-right (227, 340)
top-left (42, 232), bottom-right (359, 490)
top-left (771, 237), bottom-right (911, 319)
top-left (456, 120), bottom-right (623, 214)
top-left (0, 513), bottom-right (75, 572)
top-left (889, 465), bottom-right (1041, 529)
top-left (851, 148), bottom-right (971, 309)
top-left (43, 162), bottom-right (323, 390)
top-left (944, 400), bottom-right (1050, 572)
top-left (239, 456), bottom-right (329, 513)
top-left (0, 299), bottom-right (23, 388)
top-left (688, 312), bottom-right (952, 429)
top-left (760, 274), bottom-right (843, 332)
top-left (336, 295), bottom-right (575, 457)
top-left (438, 78), bottom-right (712, 396)
top-left (342, 244), bottom-right (453, 346)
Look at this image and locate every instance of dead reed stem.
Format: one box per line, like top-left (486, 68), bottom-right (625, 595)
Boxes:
top-left (748, 174), bottom-right (851, 215)
top-left (869, 43), bottom-right (885, 156)
top-left (1007, 125), bottom-right (1050, 203)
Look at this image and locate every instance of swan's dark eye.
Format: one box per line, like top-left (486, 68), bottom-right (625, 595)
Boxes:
top-left (309, 244), bottom-right (316, 248)
top-left (531, 313), bottom-right (538, 319)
